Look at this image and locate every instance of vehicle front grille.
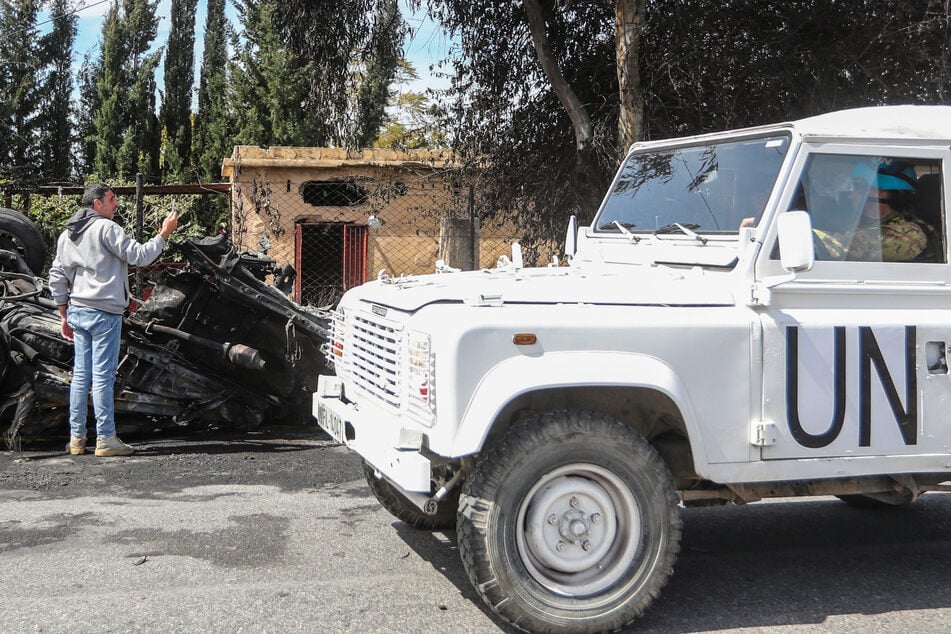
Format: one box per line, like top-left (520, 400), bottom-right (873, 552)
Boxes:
top-left (347, 311), bottom-right (403, 410)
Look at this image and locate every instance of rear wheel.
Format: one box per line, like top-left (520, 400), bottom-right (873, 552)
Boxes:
top-left (0, 208), bottom-right (45, 275)
top-left (457, 410), bottom-right (681, 633)
top-left (363, 460), bottom-right (457, 529)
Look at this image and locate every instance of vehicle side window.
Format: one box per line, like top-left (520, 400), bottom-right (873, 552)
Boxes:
top-left (786, 154), bottom-right (945, 263)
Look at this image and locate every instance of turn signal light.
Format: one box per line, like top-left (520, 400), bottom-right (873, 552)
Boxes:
top-left (513, 333), bottom-right (537, 345)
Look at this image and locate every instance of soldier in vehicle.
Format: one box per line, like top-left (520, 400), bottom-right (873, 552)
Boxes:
top-left (846, 161), bottom-right (929, 262)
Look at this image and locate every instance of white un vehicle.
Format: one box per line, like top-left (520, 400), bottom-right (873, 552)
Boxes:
top-left (315, 105), bottom-right (951, 633)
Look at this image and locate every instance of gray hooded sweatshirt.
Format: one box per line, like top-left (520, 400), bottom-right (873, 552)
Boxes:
top-left (48, 208), bottom-right (167, 315)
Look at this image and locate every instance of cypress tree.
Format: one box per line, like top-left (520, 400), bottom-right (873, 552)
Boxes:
top-left (0, 0), bottom-right (41, 183)
top-left (231, 0), bottom-right (319, 147)
top-left (192, 0), bottom-right (231, 183)
top-left (76, 52), bottom-right (101, 178)
top-left (117, 0), bottom-right (161, 181)
top-left (192, 0), bottom-right (233, 231)
top-left (36, 0), bottom-right (77, 182)
top-left (161, 0), bottom-right (197, 181)
top-left (92, 3), bottom-right (125, 179)
top-left (93, 0), bottom-right (161, 182)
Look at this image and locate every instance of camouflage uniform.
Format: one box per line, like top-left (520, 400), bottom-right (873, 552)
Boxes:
top-left (847, 212), bottom-right (928, 262)
top-left (814, 229), bottom-right (848, 259)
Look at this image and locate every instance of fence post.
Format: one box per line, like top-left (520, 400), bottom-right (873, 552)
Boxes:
top-left (468, 184), bottom-right (476, 270)
top-left (135, 173), bottom-right (144, 242)
top-left (135, 173), bottom-right (144, 297)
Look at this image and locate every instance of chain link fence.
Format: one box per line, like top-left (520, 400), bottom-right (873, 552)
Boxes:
top-left (2, 166), bottom-right (540, 309)
top-left (0, 181), bottom-right (230, 296)
top-left (229, 167), bottom-right (530, 307)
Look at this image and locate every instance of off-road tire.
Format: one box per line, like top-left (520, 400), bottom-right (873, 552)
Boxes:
top-left (363, 459), bottom-right (458, 530)
top-left (0, 208), bottom-right (45, 275)
top-left (457, 409), bottom-right (681, 634)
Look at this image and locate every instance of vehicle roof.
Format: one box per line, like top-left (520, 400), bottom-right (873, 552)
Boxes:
top-left (794, 104), bottom-right (951, 140)
top-left (631, 105), bottom-right (951, 153)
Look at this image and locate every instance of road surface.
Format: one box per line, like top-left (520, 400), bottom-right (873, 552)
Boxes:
top-left (2, 426), bottom-right (949, 633)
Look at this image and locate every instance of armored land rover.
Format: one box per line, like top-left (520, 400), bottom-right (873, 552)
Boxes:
top-left (314, 105), bottom-right (951, 633)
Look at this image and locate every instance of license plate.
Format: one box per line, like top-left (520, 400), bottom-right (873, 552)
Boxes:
top-left (317, 401), bottom-right (346, 443)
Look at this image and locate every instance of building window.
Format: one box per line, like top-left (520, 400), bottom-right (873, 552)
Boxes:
top-left (300, 180), bottom-right (369, 207)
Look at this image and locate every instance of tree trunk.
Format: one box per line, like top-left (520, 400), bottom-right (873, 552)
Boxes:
top-left (523, 0), bottom-right (594, 153)
top-left (616, 0), bottom-right (646, 153)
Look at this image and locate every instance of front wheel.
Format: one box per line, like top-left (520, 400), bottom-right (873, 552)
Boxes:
top-left (457, 410), bottom-right (681, 634)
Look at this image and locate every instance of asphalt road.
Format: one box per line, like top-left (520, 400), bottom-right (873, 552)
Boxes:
top-left (2, 426), bottom-right (950, 633)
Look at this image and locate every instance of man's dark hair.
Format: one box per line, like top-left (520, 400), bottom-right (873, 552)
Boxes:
top-left (82, 183), bottom-right (113, 208)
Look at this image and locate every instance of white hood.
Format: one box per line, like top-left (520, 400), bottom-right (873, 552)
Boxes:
top-left (343, 263), bottom-right (738, 313)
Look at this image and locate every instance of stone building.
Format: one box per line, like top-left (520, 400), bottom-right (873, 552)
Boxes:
top-left (222, 146), bottom-right (497, 307)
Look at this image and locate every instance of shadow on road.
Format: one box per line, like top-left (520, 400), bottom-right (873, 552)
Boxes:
top-left (393, 523), bottom-right (520, 633)
top-left (635, 495), bottom-right (951, 632)
top-left (392, 494), bottom-right (951, 633)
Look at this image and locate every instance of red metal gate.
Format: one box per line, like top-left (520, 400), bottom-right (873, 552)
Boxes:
top-left (294, 222), bottom-right (367, 306)
top-left (342, 224), bottom-right (368, 291)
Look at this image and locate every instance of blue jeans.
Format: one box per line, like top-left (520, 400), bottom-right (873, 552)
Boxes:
top-left (67, 306), bottom-right (122, 439)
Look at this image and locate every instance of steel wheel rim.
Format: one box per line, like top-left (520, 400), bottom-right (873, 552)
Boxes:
top-left (516, 463), bottom-right (641, 597)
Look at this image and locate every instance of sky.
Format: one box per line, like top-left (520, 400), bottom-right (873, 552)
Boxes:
top-left (41, 0), bottom-right (454, 98)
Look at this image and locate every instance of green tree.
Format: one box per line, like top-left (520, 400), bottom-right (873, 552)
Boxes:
top-left (0, 0), bottom-right (41, 183)
top-left (76, 51), bottom-right (101, 177)
top-left (91, 3), bottom-right (128, 178)
top-left (92, 0), bottom-right (161, 182)
top-left (192, 0), bottom-right (233, 231)
top-left (424, 0), bottom-right (618, 251)
top-left (230, 0), bottom-right (322, 146)
top-left (268, 0), bottom-right (408, 147)
top-left (423, 0), bottom-right (951, 254)
top-left (373, 60), bottom-right (444, 149)
top-left (193, 0), bottom-right (232, 182)
top-left (161, 0), bottom-right (198, 181)
top-left (352, 0), bottom-right (407, 147)
top-left (36, 0), bottom-right (77, 182)
top-left (639, 0), bottom-right (951, 137)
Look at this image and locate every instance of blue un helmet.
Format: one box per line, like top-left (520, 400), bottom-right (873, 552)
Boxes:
top-left (876, 160), bottom-right (917, 191)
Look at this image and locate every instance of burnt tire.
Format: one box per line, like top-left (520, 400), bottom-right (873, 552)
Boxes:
top-left (0, 208), bottom-right (45, 275)
top-left (457, 410), bottom-right (681, 634)
top-left (363, 459), bottom-right (458, 530)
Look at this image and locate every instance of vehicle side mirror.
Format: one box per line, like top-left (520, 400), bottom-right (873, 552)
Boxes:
top-left (565, 215), bottom-right (578, 258)
top-left (776, 211), bottom-right (815, 273)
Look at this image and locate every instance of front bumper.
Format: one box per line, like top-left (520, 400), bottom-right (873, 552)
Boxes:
top-left (314, 375), bottom-right (433, 493)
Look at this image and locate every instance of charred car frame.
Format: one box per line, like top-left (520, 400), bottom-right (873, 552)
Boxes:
top-left (0, 209), bottom-right (330, 446)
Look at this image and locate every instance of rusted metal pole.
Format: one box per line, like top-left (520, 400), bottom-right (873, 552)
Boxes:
top-left (135, 173), bottom-right (145, 296)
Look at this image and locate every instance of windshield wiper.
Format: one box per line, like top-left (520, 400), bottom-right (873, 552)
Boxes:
top-left (598, 220), bottom-right (641, 242)
top-left (653, 222), bottom-right (707, 245)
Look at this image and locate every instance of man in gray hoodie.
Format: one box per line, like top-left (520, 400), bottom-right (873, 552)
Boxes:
top-left (49, 183), bottom-right (178, 456)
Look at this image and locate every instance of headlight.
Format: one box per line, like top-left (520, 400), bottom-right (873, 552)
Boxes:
top-left (405, 330), bottom-right (435, 424)
top-left (326, 307), bottom-right (348, 366)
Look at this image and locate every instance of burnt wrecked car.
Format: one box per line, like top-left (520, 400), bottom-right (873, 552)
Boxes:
top-left (0, 208), bottom-right (330, 445)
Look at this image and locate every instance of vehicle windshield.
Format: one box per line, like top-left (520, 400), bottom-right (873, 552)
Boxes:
top-left (595, 134), bottom-right (790, 235)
